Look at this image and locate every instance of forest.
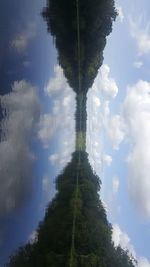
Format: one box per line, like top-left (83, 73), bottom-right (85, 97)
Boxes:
top-left (6, 0), bottom-right (137, 266)
top-left (7, 152), bottom-right (136, 267)
top-left (42, 0), bottom-right (117, 93)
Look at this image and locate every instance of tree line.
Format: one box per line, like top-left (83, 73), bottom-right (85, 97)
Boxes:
top-left (42, 0), bottom-right (117, 94)
top-left (7, 152), bottom-right (136, 267)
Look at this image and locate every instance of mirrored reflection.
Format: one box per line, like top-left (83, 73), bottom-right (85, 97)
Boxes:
top-left (1, 0), bottom-right (150, 267)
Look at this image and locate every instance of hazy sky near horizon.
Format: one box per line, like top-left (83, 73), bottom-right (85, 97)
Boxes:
top-left (0, 0), bottom-right (150, 266)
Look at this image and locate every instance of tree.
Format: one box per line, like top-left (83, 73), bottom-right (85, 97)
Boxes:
top-left (7, 152), bottom-right (136, 267)
top-left (42, 0), bottom-right (117, 94)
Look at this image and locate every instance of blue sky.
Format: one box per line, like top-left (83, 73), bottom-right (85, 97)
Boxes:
top-left (0, 1), bottom-right (76, 265)
top-left (0, 0), bottom-right (150, 266)
top-left (86, 0), bottom-right (150, 266)
top-left (0, 0), bottom-right (60, 264)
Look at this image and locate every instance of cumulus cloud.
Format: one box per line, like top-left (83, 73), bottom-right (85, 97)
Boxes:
top-left (49, 136), bottom-right (76, 169)
top-left (139, 257), bottom-right (150, 267)
top-left (92, 95), bottom-right (101, 108)
top-left (112, 176), bottom-right (119, 194)
top-left (38, 114), bottom-right (57, 148)
top-left (0, 80), bottom-right (40, 215)
top-left (92, 64), bottom-right (118, 98)
top-left (11, 22), bottom-right (36, 53)
top-left (130, 17), bottom-right (150, 55)
top-left (87, 64), bottom-right (119, 173)
top-left (112, 224), bottom-right (136, 259)
top-left (88, 64), bottom-right (150, 219)
top-left (121, 80), bottom-right (150, 218)
top-left (105, 79), bottom-right (150, 218)
top-left (44, 65), bottom-right (68, 97)
top-left (49, 151), bottom-right (72, 168)
top-left (104, 114), bottom-right (125, 150)
top-left (112, 224), bottom-right (150, 267)
top-left (38, 65), bottom-right (76, 151)
top-left (98, 99), bottom-right (125, 150)
top-left (37, 65), bottom-right (75, 172)
top-left (98, 78), bottom-right (150, 217)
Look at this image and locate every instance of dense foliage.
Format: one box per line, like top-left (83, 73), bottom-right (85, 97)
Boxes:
top-left (42, 0), bottom-right (117, 93)
top-left (7, 152), bottom-right (136, 267)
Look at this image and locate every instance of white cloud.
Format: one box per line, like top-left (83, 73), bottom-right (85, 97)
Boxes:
top-left (101, 100), bottom-right (110, 118)
top-left (93, 64), bottom-right (118, 98)
top-left (63, 94), bottom-right (73, 107)
top-left (88, 67), bottom-right (150, 220)
top-left (139, 257), bottom-right (150, 267)
top-left (101, 200), bottom-right (109, 214)
top-left (49, 146), bottom-right (74, 169)
top-left (105, 114), bottom-right (125, 150)
top-left (130, 17), bottom-right (150, 55)
top-left (38, 65), bottom-right (76, 152)
top-left (100, 79), bottom-right (150, 218)
top-left (0, 80), bottom-right (40, 215)
top-left (37, 65), bottom-right (75, 172)
top-left (87, 63), bottom-right (122, 172)
top-left (112, 224), bottom-right (136, 259)
top-left (87, 64), bottom-right (119, 173)
top-left (116, 6), bottom-right (124, 23)
top-left (92, 95), bottom-right (101, 108)
top-left (121, 80), bottom-right (150, 218)
top-left (11, 22), bottom-right (36, 53)
top-left (112, 224), bottom-right (150, 267)
top-left (38, 114), bottom-right (57, 148)
top-left (133, 61), bottom-right (143, 69)
top-left (103, 154), bottom-right (112, 166)
top-left (44, 65), bottom-right (69, 97)
top-left (112, 176), bottom-right (119, 194)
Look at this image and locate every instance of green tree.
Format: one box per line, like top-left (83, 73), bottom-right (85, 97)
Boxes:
top-left (7, 152), bottom-right (136, 267)
top-left (42, 0), bottom-right (117, 94)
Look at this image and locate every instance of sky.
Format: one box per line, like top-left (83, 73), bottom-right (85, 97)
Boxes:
top-left (0, 0), bottom-right (76, 265)
top-left (0, 0), bottom-right (150, 266)
top-left (86, 0), bottom-right (150, 266)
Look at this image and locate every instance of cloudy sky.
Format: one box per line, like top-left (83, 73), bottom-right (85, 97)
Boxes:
top-left (86, 0), bottom-right (150, 266)
top-left (0, 0), bottom-right (150, 266)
